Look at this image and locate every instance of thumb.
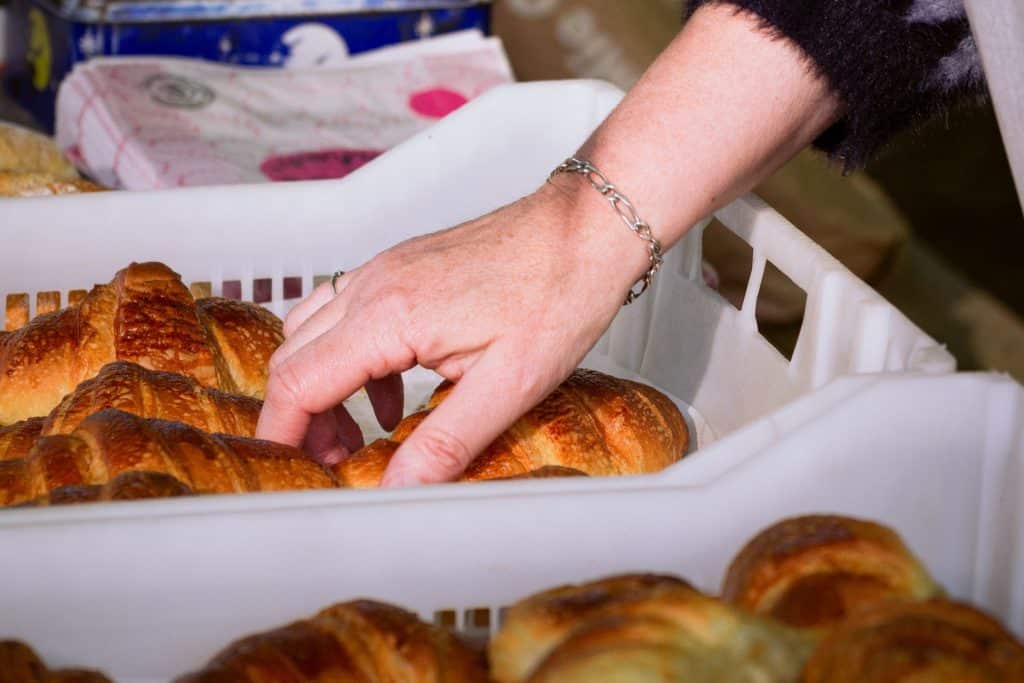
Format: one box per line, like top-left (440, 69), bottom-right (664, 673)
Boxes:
top-left (380, 353), bottom-right (548, 487)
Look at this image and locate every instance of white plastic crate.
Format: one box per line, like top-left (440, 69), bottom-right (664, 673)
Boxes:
top-left (0, 80), bottom-right (1001, 680)
top-left (0, 372), bottom-right (1020, 682)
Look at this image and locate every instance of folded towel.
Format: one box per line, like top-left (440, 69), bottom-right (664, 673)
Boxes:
top-left (55, 30), bottom-right (513, 189)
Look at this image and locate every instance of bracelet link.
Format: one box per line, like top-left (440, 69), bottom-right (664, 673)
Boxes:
top-left (550, 157), bottom-right (664, 305)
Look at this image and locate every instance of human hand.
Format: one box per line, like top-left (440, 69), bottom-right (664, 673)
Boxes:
top-left (257, 1), bottom-right (842, 486)
top-left (256, 179), bottom-right (649, 486)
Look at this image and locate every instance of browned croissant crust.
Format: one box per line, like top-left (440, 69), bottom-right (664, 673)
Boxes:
top-left (496, 466), bottom-right (588, 480)
top-left (18, 470), bottom-right (194, 507)
top-left (336, 369), bottom-right (688, 487)
top-left (723, 515), bottom-right (940, 630)
top-left (174, 600), bottom-right (488, 682)
top-left (43, 361), bottom-right (263, 437)
top-left (0, 640), bottom-right (112, 682)
top-left (490, 574), bottom-right (816, 683)
top-left (0, 262), bottom-right (283, 425)
top-left (802, 599), bottom-right (1024, 682)
top-left (0, 362), bottom-right (263, 462)
top-left (0, 409), bottom-right (337, 507)
top-left (0, 419), bottom-right (44, 462)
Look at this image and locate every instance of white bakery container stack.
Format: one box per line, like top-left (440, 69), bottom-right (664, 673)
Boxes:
top-left (0, 80), bottom-right (1021, 681)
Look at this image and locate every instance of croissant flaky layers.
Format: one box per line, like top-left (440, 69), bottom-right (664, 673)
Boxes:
top-left (175, 601), bottom-right (488, 682)
top-left (722, 515), bottom-right (941, 630)
top-left (0, 409), bottom-right (338, 507)
top-left (0, 262), bottom-right (283, 425)
top-left (490, 574), bottom-right (816, 683)
top-left (490, 515), bottom-right (1024, 683)
top-left (337, 369), bottom-right (689, 487)
top-left (0, 369), bottom-right (688, 506)
top-left (0, 362), bottom-right (263, 462)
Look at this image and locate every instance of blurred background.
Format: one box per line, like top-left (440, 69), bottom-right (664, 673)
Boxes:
top-left (2, 0), bottom-right (1021, 377)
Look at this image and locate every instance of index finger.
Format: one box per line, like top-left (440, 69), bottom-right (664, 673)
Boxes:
top-left (256, 322), bottom-right (406, 447)
top-left (282, 280), bottom-right (335, 338)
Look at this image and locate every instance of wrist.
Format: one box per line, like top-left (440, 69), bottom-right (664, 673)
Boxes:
top-left (535, 169), bottom-right (656, 304)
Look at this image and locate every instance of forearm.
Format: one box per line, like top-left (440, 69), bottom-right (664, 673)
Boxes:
top-left (548, 3), bottom-right (841, 285)
top-left (688, 0), bottom-right (985, 169)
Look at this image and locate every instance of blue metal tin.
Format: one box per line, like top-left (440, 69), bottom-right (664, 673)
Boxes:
top-left (4, 0), bottom-right (491, 130)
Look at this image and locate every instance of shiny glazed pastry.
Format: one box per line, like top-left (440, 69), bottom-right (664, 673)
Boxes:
top-left (18, 470), bottom-right (194, 507)
top-left (0, 409), bottom-right (337, 507)
top-left (0, 419), bottom-right (43, 463)
top-left (337, 369), bottom-right (688, 486)
top-left (0, 640), bottom-right (111, 682)
top-left (0, 262), bottom-right (283, 424)
top-left (723, 515), bottom-right (940, 629)
top-left (802, 599), bottom-right (1024, 682)
top-left (175, 600), bottom-right (488, 682)
top-left (490, 574), bottom-right (815, 683)
top-left (0, 362), bottom-right (263, 461)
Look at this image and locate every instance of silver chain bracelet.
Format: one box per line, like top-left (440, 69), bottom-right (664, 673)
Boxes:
top-left (550, 157), bottom-right (664, 305)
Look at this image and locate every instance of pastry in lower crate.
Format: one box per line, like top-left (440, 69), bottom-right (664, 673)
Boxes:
top-left (802, 599), bottom-right (1024, 681)
top-left (0, 409), bottom-right (338, 507)
top-left (0, 640), bottom-right (111, 682)
top-left (0, 262), bottom-right (283, 424)
top-left (174, 600), bottom-right (487, 683)
top-left (489, 573), bottom-right (816, 683)
top-left (336, 369), bottom-right (689, 486)
top-left (0, 362), bottom-right (262, 461)
top-left (722, 515), bottom-right (940, 629)
top-left (19, 471), bottom-right (195, 507)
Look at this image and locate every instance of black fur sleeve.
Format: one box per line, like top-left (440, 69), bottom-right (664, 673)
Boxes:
top-left (686, 0), bottom-right (987, 169)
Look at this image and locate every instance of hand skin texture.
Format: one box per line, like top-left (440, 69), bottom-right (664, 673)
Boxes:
top-left (256, 4), bottom-right (842, 486)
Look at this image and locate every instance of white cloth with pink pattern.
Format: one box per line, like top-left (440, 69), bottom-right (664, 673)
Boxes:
top-left (55, 31), bottom-right (513, 190)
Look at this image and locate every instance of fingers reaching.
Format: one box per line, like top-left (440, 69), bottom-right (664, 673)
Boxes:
top-left (380, 352), bottom-right (548, 487)
top-left (257, 319), bottom-right (407, 448)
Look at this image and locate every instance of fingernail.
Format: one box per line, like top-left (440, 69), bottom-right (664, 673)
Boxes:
top-left (321, 446), bottom-right (350, 467)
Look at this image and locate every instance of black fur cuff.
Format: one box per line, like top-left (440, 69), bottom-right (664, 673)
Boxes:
top-left (686, 0), bottom-right (986, 169)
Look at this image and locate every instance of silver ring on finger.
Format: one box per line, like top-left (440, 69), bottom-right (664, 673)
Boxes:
top-left (331, 270), bottom-right (346, 295)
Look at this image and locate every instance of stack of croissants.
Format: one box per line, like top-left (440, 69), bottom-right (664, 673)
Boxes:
top-left (3, 514), bottom-right (1022, 681)
top-left (0, 261), bottom-right (690, 507)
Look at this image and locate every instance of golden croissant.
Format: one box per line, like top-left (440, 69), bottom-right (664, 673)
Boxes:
top-left (0, 639), bottom-right (111, 683)
top-left (0, 419), bottom-right (42, 464)
top-left (336, 369), bottom-right (688, 487)
top-left (490, 574), bottom-right (816, 683)
top-left (0, 262), bottom-right (283, 425)
top-left (723, 515), bottom-right (940, 630)
top-left (174, 600), bottom-right (488, 683)
top-left (18, 470), bottom-right (195, 507)
top-left (0, 409), bottom-right (337, 507)
top-left (0, 361), bottom-right (263, 462)
top-left (803, 599), bottom-right (1024, 682)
